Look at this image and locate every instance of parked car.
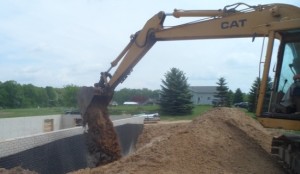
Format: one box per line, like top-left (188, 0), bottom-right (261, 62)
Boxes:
top-left (64, 109), bottom-right (80, 115)
top-left (133, 112), bottom-right (160, 122)
top-left (234, 102), bottom-right (249, 109)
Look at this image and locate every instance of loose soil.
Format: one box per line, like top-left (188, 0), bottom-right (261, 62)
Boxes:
top-left (71, 107), bottom-right (285, 174)
top-left (83, 97), bottom-right (121, 167)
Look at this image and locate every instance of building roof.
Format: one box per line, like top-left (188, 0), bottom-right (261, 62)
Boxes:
top-left (189, 86), bottom-right (217, 94)
top-left (123, 101), bottom-right (139, 105)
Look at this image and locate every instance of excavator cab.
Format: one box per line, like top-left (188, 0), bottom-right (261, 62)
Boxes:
top-left (261, 31), bottom-right (300, 120)
top-left (257, 31), bottom-right (300, 173)
top-left (275, 42), bottom-right (300, 112)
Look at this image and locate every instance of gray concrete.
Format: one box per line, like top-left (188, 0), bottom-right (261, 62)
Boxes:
top-left (0, 126), bottom-right (84, 158)
top-left (0, 115), bottom-right (62, 141)
top-left (0, 116), bottom-right (145, 174)
top-left (0, 114), bottom-right (135, 141)
top-left (0, 116), bottom-right (145, 158)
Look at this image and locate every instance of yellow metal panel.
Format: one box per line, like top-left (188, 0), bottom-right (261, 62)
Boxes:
top-left (258, 118), bottom-right (300, 130)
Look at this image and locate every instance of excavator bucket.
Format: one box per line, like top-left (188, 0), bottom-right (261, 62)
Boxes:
top-left (78, 87), bottom-right (97, 117)
top-left (77, 86), bottom-right (114, 118)
top-left (77, 86), bottom-right (121, 167)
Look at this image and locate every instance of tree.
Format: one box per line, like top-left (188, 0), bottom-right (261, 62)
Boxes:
top-left (0, 80), bottom-right (83, 108)
top-left (159, 68), bottom-right (193, 115)
top-left (248, 77), bottom-right (260, 112)
top-left (22, 84), bottom-right (37, 107)
top-left (62, 85), bottom-right (79, 107)
top-left (35, 87), bottom-right (49, 107)
top-left (214, 77), bottom-right (230, 107)
top-left (46, 86), bottom-right (58, 107)
top-left (0, 81), bottom-right (7, 108)
top-left (233, 88), bottom-right (244, 104)
top-left (248, 77), bottom-right (272, 112)
top-left (113, 88), bottom-right (160, 105)
top-left (1, 81), bottom-right (23, 108)
top-left (227, 89), bottom-right (234, 106)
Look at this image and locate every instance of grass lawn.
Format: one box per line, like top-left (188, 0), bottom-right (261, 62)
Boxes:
top-left (161, 105), bottom-right (212, 121)
top-left (108, 105), bottom-right (159, 115)
top-left (0, 105), bottom-right (213, 119)
top-left (109, 104), bottom-right (212, 121)
top-left (0, 107), bottom-right (69, 118)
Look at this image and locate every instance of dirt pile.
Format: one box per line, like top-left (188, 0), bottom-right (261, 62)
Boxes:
top-left (71, 107), bottom-right (284, 174)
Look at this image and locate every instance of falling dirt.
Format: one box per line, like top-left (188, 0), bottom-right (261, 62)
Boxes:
top-left (71, 107), bottom-right (285, 174)
top-left (82, 95), bottom-right (121, 167)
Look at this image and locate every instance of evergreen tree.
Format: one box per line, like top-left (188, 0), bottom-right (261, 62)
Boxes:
top-left (227, 89), bottom-right (234, 106)
top-left (233, 88), bottom-right (244, 104)
top-left (248, 77), bottom-right (272, 112)
top-left (159, 68), bottom-right (193, 115)
top-left (248, 77), bottom-right (260, 112)
top-left (214, 77), bottom-right (230, 107)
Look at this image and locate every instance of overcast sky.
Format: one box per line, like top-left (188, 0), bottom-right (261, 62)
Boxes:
top-left (0, 0), bottom-right (299, 93)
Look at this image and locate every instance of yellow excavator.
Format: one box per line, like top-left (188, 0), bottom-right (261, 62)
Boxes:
top-left (78, 3), bottom-right (300, 172)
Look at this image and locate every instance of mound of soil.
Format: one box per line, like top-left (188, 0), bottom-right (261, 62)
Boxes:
top-left (71, 107), bottom-right (284, 174)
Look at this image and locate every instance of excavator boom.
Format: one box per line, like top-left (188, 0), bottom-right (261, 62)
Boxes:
top-left (77, 3), bottom-right (300, 169)
top-left (98, 3), bottom-right (300, 104)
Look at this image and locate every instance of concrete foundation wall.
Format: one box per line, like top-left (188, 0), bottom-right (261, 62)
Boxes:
top-left (0, 114), bottom-right (134, 141)
top-left (0, 127), bottom-right (84, 158)
top-left (0, 116), bottom-right (145, 174)
top-left (61, 114), bottom-right (82, 129)
top-left (0, 132), bottom-right (87, 174)
top-left (0, 115), bottom-right (62, 141)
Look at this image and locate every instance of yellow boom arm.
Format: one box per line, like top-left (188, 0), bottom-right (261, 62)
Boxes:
top-left (78, 3), bottom-right (300, 169)
top-left (99, 3), bottom-right (300, 117)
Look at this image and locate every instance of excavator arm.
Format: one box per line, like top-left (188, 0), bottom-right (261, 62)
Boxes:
top-left (94, 3), bottom-right (300, 114)
top-left (77, 3), bottom-right (300, 168)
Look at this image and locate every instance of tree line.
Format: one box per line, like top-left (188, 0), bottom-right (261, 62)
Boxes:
top-left (0, 68), bottom-right (272, 115)
top-left (0, 80), bottom-right (79, 108)
top-left (113, 88), bottom-right (160, 105)
top-left (157, 68), bottom-right (273, 115)
top-left (213, 76), bottom-right (272, 113)
top-left (0, 80), bottom-right (160, 109)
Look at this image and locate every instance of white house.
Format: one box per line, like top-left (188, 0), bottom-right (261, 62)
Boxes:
top-left (123, 101), bottom-right (139, 105)
top-left (189, 86), bottom-right (218, 105)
